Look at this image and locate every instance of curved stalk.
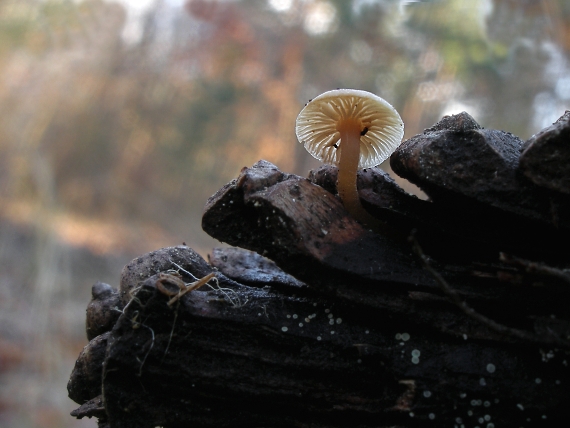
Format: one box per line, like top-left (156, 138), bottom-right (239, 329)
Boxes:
top-left (337, 120), bottom-right (381, 229)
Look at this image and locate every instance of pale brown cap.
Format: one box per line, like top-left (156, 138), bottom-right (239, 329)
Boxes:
top-left (296, 89), bottom-right (404, 168)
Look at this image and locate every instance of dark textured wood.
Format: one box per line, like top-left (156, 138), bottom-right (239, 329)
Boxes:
top-left (390, 113), bottom-right (526, 214)
top-left (308, 164), bottom-right (533, 262)
top-left (99, 272), bottom-right (568, 428)
top-left (86, 282), bottom-right (121, 341)
top-left (68, 331), bottom-right (110, 404)
top-left (69, 113), bottom-right (570, 427)
top-left (520, 110), bottom-right (570, 194)
top-left (208, 247), bottom-right (307, 291)
top-left (119, 245), bottom-right (215, 305)
top-left (202, 161), bottom-right (435, 296)
top-left (202, 161), bottom-right (570, 339)
top-left (308, 164), bottom-right (430, 238)
top-left (390, 112), bottom-right (570, 259)
top-left (101, 276), bottom-right (403, 427)
top-left (70, 395), bottom-right (106, 420)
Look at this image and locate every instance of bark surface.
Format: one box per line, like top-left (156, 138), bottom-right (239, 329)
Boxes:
top-left (69, 112), bottom-right (570, 427)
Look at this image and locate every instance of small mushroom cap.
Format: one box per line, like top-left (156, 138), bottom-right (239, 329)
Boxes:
top-left (296, 89), bottom-right (404, 168)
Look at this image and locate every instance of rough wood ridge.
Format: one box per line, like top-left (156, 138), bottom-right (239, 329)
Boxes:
top-left (69, 112), bottom-right (570, 427)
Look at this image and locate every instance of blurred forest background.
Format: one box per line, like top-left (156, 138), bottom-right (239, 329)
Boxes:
top-left (0, 0), bottom-right (569, 426)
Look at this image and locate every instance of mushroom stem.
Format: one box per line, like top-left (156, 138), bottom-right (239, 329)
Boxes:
top-left (337, 120), bottom-right (380, 228)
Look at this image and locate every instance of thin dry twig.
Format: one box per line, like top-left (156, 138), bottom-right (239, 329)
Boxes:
top-left (409, 232), bottom-right (570, 349)
top-left (168, 273), bottom-right (216, 306)
top-left (129, 310), bottom-right (156, 376)
top-left (500, 253), bottom-right (570, 285)
top-left (155, 272), bottom-right (216, 306)
top-left (162, 303), bottom-right (178, 361)
top-left (169, 261), bottom-right (247, 308)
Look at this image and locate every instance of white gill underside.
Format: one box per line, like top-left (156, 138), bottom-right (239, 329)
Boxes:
top-left (295, 92), bottom-right (404, 169)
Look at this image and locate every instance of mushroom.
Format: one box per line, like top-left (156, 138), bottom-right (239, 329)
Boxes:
top-left (295, 89), bottom-right (404, 227)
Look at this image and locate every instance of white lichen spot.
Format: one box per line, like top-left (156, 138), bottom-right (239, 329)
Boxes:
top-left (336, 318), bottom-right (342, 324)
top-left (327, 314), bottom-right (333, 319)
top-left (401, 332), bottom-right (410, 341)
top-left (282, 327), bottom-right (288, 332)
top-left (411, 349), bottom-right (421, 357)
top-left (423, 390), bottom-right (432, 398)
top-left (299, 323), bottom-right (303, 327)
top-left (460, 393), bottom-right (467, 399)
top-left (317, 336), bottom-right (322, 341)
top-left (541, 349), bottom-right (555, 362)
top-left (357, 359), bottom-right (362, 364)
top-left (365, 330), bottom-right (369, 334)
top-left (321, 228), bottom-right (328, 235)
top-left (305, 317), bottom-right (311, 323)
top-left (456, 417), bottom-right (463, 424)
top-left (395, 333), bottom-right (402, 340)
top-left (428, 413), bottom-right (435, 420)
top-left (467, 410), bottom-right (473, 416)
top-left (535, 378), bottom-right (542, 384)
top-left (486, 363), bottom-right (496, 373)
top-left (411, 356), bottom-right (420, 364)
top-left (484, 415), bottom-right (491, 421)
top-left (463, 334), bottom-right (468, 340)
top-left (330, 331), bottom-right (335, 335)
top-left (325, 309), bottom-right (331, 313)
top-left (287, 314), bottom-right (291, 319)
top-left (517, 403), bottom-right (524, 411)
top-left (292, 314), bottom-right (298, 319)
top-left (480, 378), bottom-right (486, 386)
top-left (329, 319), bottom-right (334, 325)
top-left (484, 401), bottom-right (490, 407)
top-left (409, 412), bottom-right (414, 417)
